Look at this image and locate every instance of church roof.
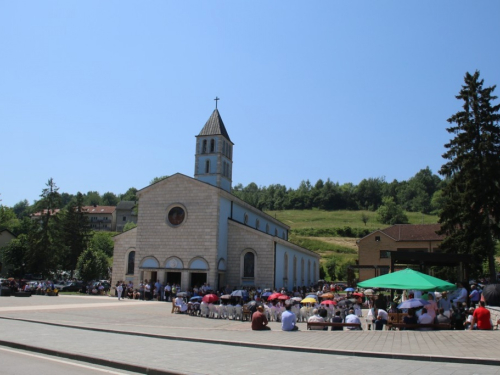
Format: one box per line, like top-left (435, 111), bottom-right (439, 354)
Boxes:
top-left (198, 109), bottom-right (231, 142)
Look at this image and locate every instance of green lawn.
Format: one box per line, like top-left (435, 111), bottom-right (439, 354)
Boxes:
top-left (265, 209), bottom-right (439, 270)
top-left (265, 209), bottom-right (438, 230)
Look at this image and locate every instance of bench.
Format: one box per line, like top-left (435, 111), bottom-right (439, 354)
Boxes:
top-left (391, 323), bottom-right (452, 330)
top-left (307, 322), bottom-right (362, 330)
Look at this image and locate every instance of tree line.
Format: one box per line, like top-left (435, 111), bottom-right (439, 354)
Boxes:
top-left (1, 71), bottom-right (498, 281)
top-left (0, 179), bottom-right (113, 281)
top-left (233, 166), bottom-right (443, 222)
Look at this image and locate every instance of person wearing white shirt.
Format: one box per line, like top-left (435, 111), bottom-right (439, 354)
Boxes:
top-left (366, 308), bottom-right (388, 330)
top-left (307, 309), bottom-right (325, 330)
top-left (417, 307), bottom-right (434, 330)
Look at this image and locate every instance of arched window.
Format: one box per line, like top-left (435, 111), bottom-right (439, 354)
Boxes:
top-left (282, 231), bottom-right (285, 239)
top-left (202, 140), bottom-right (207, 153)
top-left (210, 139), bottom-right (215, 152)
top-left (301, 259), bottom-right (305, 285)
top-left (308, 260), bottom-right (311, 286)
top-left (243, 252), bottom-right (255, 277)
top-left (244, 213), bottom-right (248, 225)
top-left (274, 228), bottom-right (278, 236)
top-left (127, 251), bottom-right (135, 274)
top-left (205, 160), bottom-right (210, 173)
top-left (284, 253), bottom-right (288, 279)
top-left (256, 219), bottom-right (260, 229)
top-left (266, 224), bottom-right (269, 234)
top-left (293, 256), bottom-right (297, 286)
top-left (223, 141), bottom-right (226, 155)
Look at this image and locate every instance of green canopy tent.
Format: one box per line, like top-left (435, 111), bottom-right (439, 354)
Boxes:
top-left (357, 268), bottom-right (457, 292)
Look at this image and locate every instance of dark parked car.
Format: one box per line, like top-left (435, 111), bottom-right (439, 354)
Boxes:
top-left (58, 281), bottom-right (85, 292)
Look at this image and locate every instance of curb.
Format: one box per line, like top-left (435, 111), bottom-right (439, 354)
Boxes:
top-left (1, 316), bottom-right (499, 367)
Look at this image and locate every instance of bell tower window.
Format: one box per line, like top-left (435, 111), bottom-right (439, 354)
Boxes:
top-left (202, 140), bottom-right (207, 154)
top-left (210, 139), bottom-right (215, 152)
top-left (205, 160), bottom-right (210, 173)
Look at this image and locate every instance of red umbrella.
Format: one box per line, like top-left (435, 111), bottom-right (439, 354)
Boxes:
top-left (352, 292), bottom-right (364, 298)
top-left (202, 294), bottom-right (219, 303)
top-left (278, 295), bottom-right (290, 300)
top-left (320, 300), bottom-right (337, 305)
top-left (267, 293), bottom-right (283, 301)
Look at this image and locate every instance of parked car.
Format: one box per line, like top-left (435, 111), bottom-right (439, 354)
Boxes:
top-left (58, 281), bottom-right (85, 292)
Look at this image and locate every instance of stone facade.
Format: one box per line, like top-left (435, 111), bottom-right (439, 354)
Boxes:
top-left (111, 108), bottom-right (320, 292)
top-left (112, 227), bottom-right (137, 282)
top-left (227, 220), bottom-right (275, 289)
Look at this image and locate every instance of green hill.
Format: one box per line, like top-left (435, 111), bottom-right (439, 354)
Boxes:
top-left (265, 209), bottom-right (439, 280)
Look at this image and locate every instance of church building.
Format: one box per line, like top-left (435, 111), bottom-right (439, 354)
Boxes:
top-left (112, 107), bottom-right (320, 292)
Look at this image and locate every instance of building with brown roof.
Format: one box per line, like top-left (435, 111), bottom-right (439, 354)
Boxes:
top-left (31, 204), bottom-right (137, 232)
top-left (356, 224), bottom-right (445, 281)
top-left (82, 206), bottom-right (115, 231)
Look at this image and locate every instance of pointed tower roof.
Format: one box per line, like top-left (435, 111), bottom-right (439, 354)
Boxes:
top-left (198, 109), bottom-right (231, 142)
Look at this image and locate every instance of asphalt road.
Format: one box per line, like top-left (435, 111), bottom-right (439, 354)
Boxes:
top-left (0, 346), bottom-right (141, 375)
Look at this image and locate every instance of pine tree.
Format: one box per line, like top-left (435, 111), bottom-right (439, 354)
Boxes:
top-left (439, 71), bottom-right (500, 280)
top-left (61, 192), bottom-right (91, 276)
top-left (27, 178), bottom-right (63, 275)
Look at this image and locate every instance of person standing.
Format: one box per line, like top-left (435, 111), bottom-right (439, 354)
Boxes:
top-left (437, 291), bottom-right (453, 317)
top-left (164, 283), bottom-right (171, 302)
top-left (116, 282), bottom-right (123, 301)
top-left (425, 293), bottom-right (438, 320)
top-left (452, 283), bottom-right (468, 307)
top-left (469, 285), bottom-right (481, 307)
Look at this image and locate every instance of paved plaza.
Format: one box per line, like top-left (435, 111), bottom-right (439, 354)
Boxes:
top-left (0, 295), bottom-right (499, 374)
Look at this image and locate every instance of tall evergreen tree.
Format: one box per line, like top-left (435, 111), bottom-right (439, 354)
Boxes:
top-left (61, 192), bottom-right (91, 276)
top-left (439, 71), bottom-right (500, 280)
top-left (27, 178), bottom-right (63, 275)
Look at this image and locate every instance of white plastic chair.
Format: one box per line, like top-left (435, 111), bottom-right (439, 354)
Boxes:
top-left (200, 304), bottom-right (209, 318)
top-left (234, 305), bottom-right (243, 321)
top-left (208, 303), bottom-right (218, 318)
top-left (226, 305), bottom-right (235, 319)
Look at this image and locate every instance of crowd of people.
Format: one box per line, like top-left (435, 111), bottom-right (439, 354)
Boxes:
top-left (108, 279), bottom-right (500, 332)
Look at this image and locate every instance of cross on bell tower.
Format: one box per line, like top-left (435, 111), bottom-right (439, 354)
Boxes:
top-left (194, 101), bottom-right (234, 192)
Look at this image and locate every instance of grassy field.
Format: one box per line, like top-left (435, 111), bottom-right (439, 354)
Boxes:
top-left (265, 209), bottom-right (440, 274)
top-left (265, 209), bottom-right (438, 230)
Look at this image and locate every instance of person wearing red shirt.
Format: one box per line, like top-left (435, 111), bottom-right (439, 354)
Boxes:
top-left (251, 306), bottom-right (270, 330)
top-left (470, 301), bottom-right (492, 330)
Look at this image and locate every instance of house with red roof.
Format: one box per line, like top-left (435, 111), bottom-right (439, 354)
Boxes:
top-left (356, 224), bottom-right (445, 282)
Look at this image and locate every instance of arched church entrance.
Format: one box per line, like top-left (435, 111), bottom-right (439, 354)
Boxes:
top-left (190, 272), bottom-right (207, 289)
top-left (189, 258), bottom-right (209, 289)
top-left (139, 257), bottom-right (160, 285)
top-left (164, 257), bottom-right (183, 286)
top-left (165, 271), bottom-right (181, 285)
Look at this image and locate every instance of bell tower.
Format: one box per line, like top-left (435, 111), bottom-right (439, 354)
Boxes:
top-left (194, 102), bottom-right (233, 192)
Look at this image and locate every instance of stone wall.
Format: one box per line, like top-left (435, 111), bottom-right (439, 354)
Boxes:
top-left (111, 227), bottom-right (137, 285)
top-left (136, 174), bottom-right (221, 287)
top-left (227, 220), bottom-right (275, 290)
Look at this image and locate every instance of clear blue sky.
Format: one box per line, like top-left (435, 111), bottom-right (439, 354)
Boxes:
top-left (1, 1), bottom-right (499, 207)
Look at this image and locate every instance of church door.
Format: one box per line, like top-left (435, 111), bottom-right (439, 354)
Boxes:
top-left (190, 272), bottom-right (207, 289)
top-left (166, 272), bottom-right (181, 285)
